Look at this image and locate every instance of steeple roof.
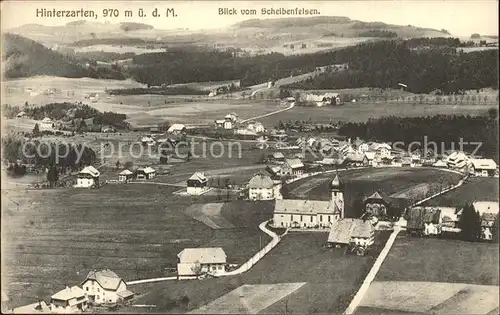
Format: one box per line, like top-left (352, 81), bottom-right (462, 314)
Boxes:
top-left (330, 172), bottom-right (344, 190)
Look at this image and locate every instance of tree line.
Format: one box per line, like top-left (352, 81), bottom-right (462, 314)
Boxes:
top-left (338, 113), bottom-right (499, 161)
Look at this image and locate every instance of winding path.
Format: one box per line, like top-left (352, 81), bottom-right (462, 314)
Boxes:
top-left (239, 102), bottom-right (295, 124)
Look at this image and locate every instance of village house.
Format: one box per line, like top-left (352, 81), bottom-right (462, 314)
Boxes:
top-left (39, 117), bottom-right (55, 131)
top-left (177, 247), bottom-right (227, 279)
top-left (16, 111), bottom-right (26, 118)
top-left (141, 136), bottom-right (156, 146)
top-left (327, 218), bottom-right (375, 248)
top-left (50, 286), bottom-right (88, 313)
top-left (363, 151), bottom-right (377, 167)
top-left (273, 174), bottom-right (344, 228)
top-left (247, 121), bottom-right (265, 133)
top-left (136, 167), bottom-right (156, 180)
top-left (446, 151), bottom-right (469, 170)
top-left (481, 213), bottom-right (496, 241)
top-left (214, 119), bottom-right (225, 128)
top-left (118, 169), bottom-right (134, 182)
top-left (248, 173), bottom-right (275, 200)
top-left (345, 152), bottom-right (364, 167)
top-left (363, 191), bottom-right (407, 219)
top-left (81, 269), bottom-right (133, 305)
top-left (370, 143), bottom-right (392, 159)
top-left (75, 166), bottom-right (100, 188)
top-left (269, 152), bottom-right (286, 164)
top-left (280, 158), bottom-right (305, 176)
top-left (167, 124), bottom-right (186, 134)
top-left (186, 172), bottom-right (208, 195)
top-left (469, 158), bottom-right (497, 177)
top-left (406, 207), bottom-right (442, 236)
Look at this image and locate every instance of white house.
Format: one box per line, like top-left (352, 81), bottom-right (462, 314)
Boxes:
top-left (81, 269), bottom-right (133, 305)
top-left (136, 167), bottom-right (156, 180)
top-left (363, 152), bottom-right (377, 167)
top-left (118, 169), bottom-right (133, 182)
top-left (167, 124), bottom-right (186, 134)
top-left (279, 158), bottom-right (305, 176)
top-left (16, 111), bottom-right (26, 118)
top-left (39, 117), bottom-right (55, 131)
top-left (50, 286), bottom-right (88, 313)
top-left (446, 151), bottom-right (469, 170)
top-left (75, 166), bottom-right (100, 188)
top-left (327, 218), bottom-right (375, 248)
top-left (177, 247), bottom-right (227, 279)
top-left (187, 172), bottom-right (208, 195)
top-left (248, 173), bottom-right (275, 200)
top-left (223, 114), bottom-right (235, 130)
top-left (247, 121), bottom-right (265, 133)
top-left (141, 136), bottom-right (156, 146)
top-left (470, 158), bottom-right (497, 177)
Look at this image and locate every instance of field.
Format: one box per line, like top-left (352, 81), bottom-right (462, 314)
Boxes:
top-left (126, 231), bottom-right (391, 314)
top-left (355, 236), bottom-right (499, 314)
top-left (1, 185), bottom-right (274, 308)
top-left (422, 177), bottom-right (499, 207)
top-left (287, 167), bottom-right (463, 216)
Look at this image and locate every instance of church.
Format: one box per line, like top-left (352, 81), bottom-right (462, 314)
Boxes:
top-left (272, 173), bottom-right (345, 228)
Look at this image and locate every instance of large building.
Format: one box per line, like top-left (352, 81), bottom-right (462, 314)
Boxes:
top-left (273, 173), bottom-right (344, 228)
top-left (187, 172), bottom-right (208, 195)
top-left (327, 218), bottom-right (375, 247)
top-left (469, 158), bottom-right (497, 177)
top-left (177, 247), bottom-right (227, 279)
top-left (75, 166), bottom-right (100, 188)
top-left (81, 269), bottom-right (133, 305)
top-left (50, 286), bottom-right (88, 313)
top-left (248, 173), bottom-right (275, 200)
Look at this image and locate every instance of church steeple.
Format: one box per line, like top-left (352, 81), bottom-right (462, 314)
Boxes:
top-left (330, 170), bottom-right (344, 191)
top-left (330, 170), bottom-right (345, 219)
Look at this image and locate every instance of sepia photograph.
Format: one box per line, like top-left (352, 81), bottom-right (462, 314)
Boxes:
top-left (0, 0), bottom-right (498, 314)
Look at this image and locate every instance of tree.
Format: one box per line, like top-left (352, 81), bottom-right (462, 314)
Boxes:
top-left (492, 214), bottom-right (499, 243)
top-left (458, 203), bottom-right (482, 242)
top-left (33, 123), bottom-right (40, 136)
top-left (115, 160), bottom-right (121, 170)
top-left (46, 165), bottom-right (59, 188)
top-left (160, 149), bottom-right (169, 164)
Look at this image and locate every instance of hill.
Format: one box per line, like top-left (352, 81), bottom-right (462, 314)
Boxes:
top-left (2, 33), bottom-right (125, 80)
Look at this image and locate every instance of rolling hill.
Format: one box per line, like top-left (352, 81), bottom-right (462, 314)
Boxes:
top-left (2, 33), bottom-right (125, 80)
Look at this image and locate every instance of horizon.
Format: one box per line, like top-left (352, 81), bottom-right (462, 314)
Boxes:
top-left (1, 1), bottom-right (498, 37)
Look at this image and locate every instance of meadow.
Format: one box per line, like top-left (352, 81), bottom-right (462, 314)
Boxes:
top-left (355, 236), bottom-right (500, 314)
top-left (286, 167), bottom-right (463, 216)
top-left (127, 231), bottom-right (391, 314)
top-left (1, 184), bottom-right (272, 308)
top-left (422, 177), bottom-right (499, 207)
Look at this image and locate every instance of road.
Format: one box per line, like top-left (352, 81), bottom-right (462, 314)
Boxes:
top-left (239, 102), bottom-right (295, 124)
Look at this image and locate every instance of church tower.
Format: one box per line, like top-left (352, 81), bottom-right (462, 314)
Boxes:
top-left (330, 171), bottom-right (345, 219)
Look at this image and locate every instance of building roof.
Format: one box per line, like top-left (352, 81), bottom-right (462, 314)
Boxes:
top-left (215, 119), bottom-right (225, 124)
top-left (472, 201), bottom-right (499, 214)
top-left (79, 166), bottom-right (100, 177)
top-left (51, 286), bottom-right (86, 301)
top-left (364, 152), bottom-right (376, 160)
top-left (177, 247), bottom-right (226, 264)
top-left (41, 117), bottom-right (52, 123)
top-left (116, 290), bottom-right (135, 299)
top-left (346, 152), bottom-right (364, 162)
top-left (481, 212), bottom-right (497, 222)
top-left (328, 218), bottom-right (374, 244)
top-left (284, 158), bottom-right (304, 169)
top-left (119, 169), bottom-right (133, 176)
top-left (272, 152), bottom-right (285, 159)
top-left (167, 124), bottom-right (186, 133)
top-left (363, 191), bottom-right (391, 204)
top-left (248, 173), bottom-right (274, 189)
top-left (470, 158), bottom-right (497, 170)
top-left (189, 172), bottom-right (207, 182)
top-left (274, 199), bottom-right (341, 215)
top-left (83, 269), bottom-right (124, 291)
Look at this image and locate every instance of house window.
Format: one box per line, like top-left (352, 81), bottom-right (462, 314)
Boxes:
top-left (103, 292), bottom-right (105, 296)
top-left (310, 216), bottom-right (313, 222)
top-left (328, 216), bottom-right (331, 222)
top-left (320, 215), bottom-right (323, 222)
top-left (97, 296), bottom-right (100, 300)
top-left (97, 288), bottom-right (100, 292)
top-left (300, 215), bottom-right (303, 222)
top-left (86, 287), bottom-right (88, 291)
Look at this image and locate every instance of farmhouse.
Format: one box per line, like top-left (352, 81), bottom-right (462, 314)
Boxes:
top-left (224, 114), bottom-right (234, 130)
top-left (248, 173), bottom-right (275, 200)
top-left (280, 158), bottom-right (305, 176)
top-left (269, 151), bottom-right (286, 163)
top-left (75, 166), bottom-right (100, 188)
top-left (167, 124), bottom-right (186, 134)
top-left (39, 117), bottom-right (55, 131)
top-left (50, 286), bottom-right (88, 313)
top-left (363, 151), bottom-right (377, 167)
top-left (136, 167), bottom-right (156, 180)
top-left (214, 119), bottom-right (225, 128)
top-left (81, 269), bottom-right (133, 304)
top-left (363, 191), bottom-right (407, 219)
top-left (273, 174), bottom-right (344, 228)
top-left (327, 218), bottom-right (375, 247)
top-left (406, 207), bottom-right (442, 236)
top-left (446, 151), bottom-right (469, 170)
top-left (301, 92), bottom-right (341, 106)
top-left (118, 169), bottom-right (133, 182)
top-left (470, 158), bottom-right (497, 177)
top-left (177, 247), bottom-right (227, 279)
top-left (187, 172), bottom-right (208, 195)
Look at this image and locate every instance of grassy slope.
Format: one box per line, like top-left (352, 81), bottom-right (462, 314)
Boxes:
top-left (129, 231), bottom-right (391, 314)
top-left (287, 167), bottom-right (463, 216)
top-left (376, 236), bottom-right (499, 285)
top-left (423, 177), bottom-right (499, 206)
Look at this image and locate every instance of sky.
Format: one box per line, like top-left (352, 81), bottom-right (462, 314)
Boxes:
top-left (1, 0), bottom-right (498, 36)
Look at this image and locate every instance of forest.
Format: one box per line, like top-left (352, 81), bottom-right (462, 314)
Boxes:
top-left (129, 39), bottom-right (498, 93)
top-left (338, 111), bottom-right (499, 161)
